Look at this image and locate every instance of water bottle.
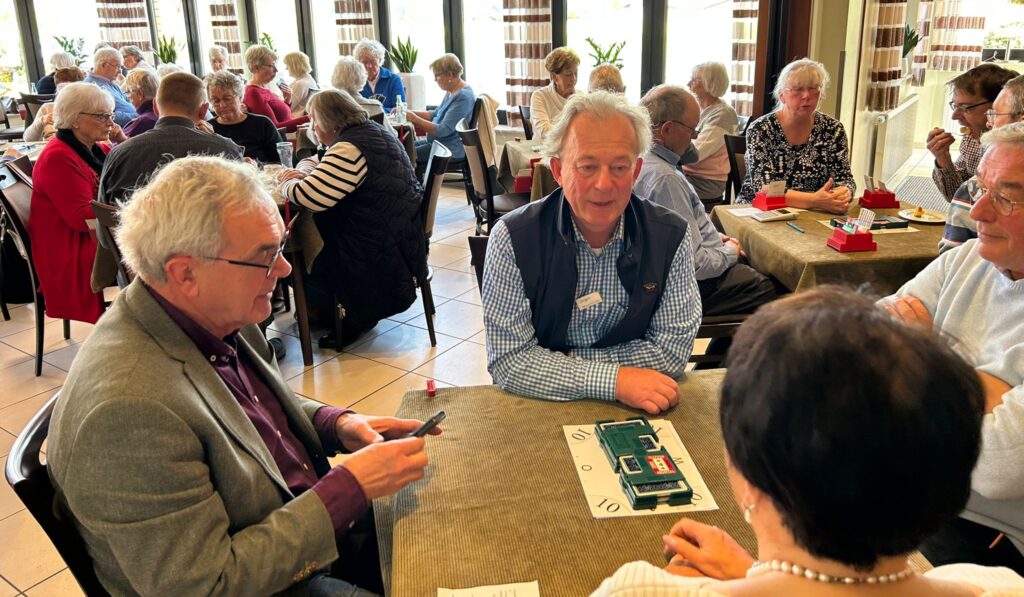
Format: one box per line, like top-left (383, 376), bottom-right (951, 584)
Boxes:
top-left (396, 94), bottom-right (407, 125)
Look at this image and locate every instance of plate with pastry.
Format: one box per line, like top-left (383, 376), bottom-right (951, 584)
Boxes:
top-left (898, 205), bottom-right (946, 224)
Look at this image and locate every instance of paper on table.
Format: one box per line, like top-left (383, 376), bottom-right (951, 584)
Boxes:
top-left (726, 207), bottom-right (761, 217)
top-left (564, 419), bottom-right (718, 519)
top-left (438, 580), bottom-right (540, 596)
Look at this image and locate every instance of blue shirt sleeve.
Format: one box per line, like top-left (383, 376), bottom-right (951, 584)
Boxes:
top-left (433, 90), bottom-right (474, 139)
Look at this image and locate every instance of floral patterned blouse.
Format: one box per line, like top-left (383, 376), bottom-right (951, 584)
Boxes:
top-left (737, 111), bottom-right (856, 203)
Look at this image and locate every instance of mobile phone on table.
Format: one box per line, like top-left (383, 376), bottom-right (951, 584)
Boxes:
top-left (410, 410), bottom-right (446, 437)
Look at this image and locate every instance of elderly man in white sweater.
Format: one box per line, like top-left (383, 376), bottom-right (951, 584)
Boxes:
top-left (883, 122), bottom-right (1024, 573)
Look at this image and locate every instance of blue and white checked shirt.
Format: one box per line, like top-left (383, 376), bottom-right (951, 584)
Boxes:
top-left (483, 213), bottom-right (701, 402)
top-left (84, 73), bottom-right (137, 127)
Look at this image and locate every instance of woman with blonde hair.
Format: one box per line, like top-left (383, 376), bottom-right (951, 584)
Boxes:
top-left (682, 61), bottom-right (739, 207)
top-left (530, 47), bottom-right (580, 140)
top-left (405, 53), bottom-right (475, 165)
top-left (283, 51), bottom-right (319, 118)
top-left (243, 44), bottom-right (309, 132)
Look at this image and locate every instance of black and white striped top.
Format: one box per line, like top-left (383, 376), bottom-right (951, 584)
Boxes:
top-left (279, 141), bottom-right (368, 212)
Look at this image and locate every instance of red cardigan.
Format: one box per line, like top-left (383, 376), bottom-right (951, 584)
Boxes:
top-left (28, 138), bottom-right (109, 324)
top-left (244, 85), bottom-right (309, 132)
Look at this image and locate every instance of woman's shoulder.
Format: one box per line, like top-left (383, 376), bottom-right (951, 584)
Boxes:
top-left (590, 561), bottom-right (724, 597)
top-left (926, 563), bottom-right (1024, 594)
top-left (813, 111), bottom-right (843, 130)
top-left (745, 113), bottom-right (779, 141)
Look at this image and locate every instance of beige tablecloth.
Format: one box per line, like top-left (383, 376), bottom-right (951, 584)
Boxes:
top-left (497, 140), bottom-right (558, 200)
top-left (375, 370), bottom-right (753, 596)
top-left (712, 201), bottom-right (945, 294)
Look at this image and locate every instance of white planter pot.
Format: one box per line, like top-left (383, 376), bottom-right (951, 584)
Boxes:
top-left (399, 72), bottom-right (426, 111)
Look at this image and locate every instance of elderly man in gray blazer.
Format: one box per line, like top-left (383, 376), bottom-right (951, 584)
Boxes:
top-left (47, 156), bottom-right (435, 596)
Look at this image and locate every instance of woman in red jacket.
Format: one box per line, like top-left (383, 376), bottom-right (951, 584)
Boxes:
top-left (243, 45), bottom-right (310, 133)
top-left (29, 81), bottom-right (117, 323)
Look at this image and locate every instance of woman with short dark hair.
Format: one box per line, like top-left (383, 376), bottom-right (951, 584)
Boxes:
top-left (592, 287), bottom-right (1024, 595)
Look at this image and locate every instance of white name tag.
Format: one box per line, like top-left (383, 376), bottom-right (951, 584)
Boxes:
top-left (575, 291), bottom-right (603, 311)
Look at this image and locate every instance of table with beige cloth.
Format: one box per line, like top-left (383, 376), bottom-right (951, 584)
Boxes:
top-left (497, 139), bottom-right (559, 201)
top-left (374, 370), bottom-right (754, 596)
top-left (711, 201), bottom-right (945, 295)
top-left (0, 140), bottom-right (47, 162)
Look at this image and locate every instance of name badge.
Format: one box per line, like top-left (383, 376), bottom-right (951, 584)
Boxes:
top-left (575, 291), bottom-right (603, 311)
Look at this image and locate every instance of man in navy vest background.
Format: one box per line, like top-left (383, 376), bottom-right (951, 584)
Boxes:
top-left (481, 91), bottom-right (701, 414)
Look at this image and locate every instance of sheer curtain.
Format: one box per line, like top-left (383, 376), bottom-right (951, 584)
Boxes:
top-left (208, 0), bottom-right (244, 74)
top-left (503, 0), bottom-right (551, 114)
top-left (927, 0), bottom-right (986, 72)
top-left (334, 0), bottom-right (375, 56)
top-left (730, 0), bottom-right (757, 117)
top-left (96, 0), bottom-right (153, 60)
top-left (911, 0), bottom-right (932, 86)
top-left (866, 0), bottom-right (907, 112)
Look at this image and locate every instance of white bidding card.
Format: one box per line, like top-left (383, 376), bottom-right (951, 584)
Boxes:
top-left (563, 420), bottom-right (718, 519)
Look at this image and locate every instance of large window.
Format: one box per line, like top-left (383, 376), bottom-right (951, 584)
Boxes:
top-left (389, 0), bottom-right (446, 106)
top-left (254, 0), bottom-right (299, 79)
top-left (34, 0), bottom-right (102, 68)
top-left (152, 0), bottom-right (191, 70)
top-left (0, 0), bottom-right (28, 92)
top-left (665, 0), bottom-right (739, 103)
top-left (462, 0), bottom-right (505, 102)
top-left (311, 0), bottom-right (377, 84)
top-left (196, 0), bottom-right (248, 75)
top-left (567, 0), bottom-right (643, 101)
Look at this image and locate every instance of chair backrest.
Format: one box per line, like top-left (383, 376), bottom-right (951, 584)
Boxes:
top-left (737, 115), bottom-right (751, 135)
top-left (369, 111), bottom-right (385, 124)
top-left (420, 141), bottom-right (452, 240)
top-left (518, 105), bottom-right (533, 140)
top-left (691, 314), bottom-right (747, 367)
top-left (467, 234), bottom-right (489, 297)
top-left (0, 161), bottom-right (35, 264)
top-left (9, 154), bottom-right (33, 180)
top-left (468, 97), bottom-right (485, 129)
top-left (723, 134), bottom-right (746, 204)
top-left (456, 119), bottom-right (493, 206)
top-left (90, 201), bottom-right (133, 289)
top-left (4, 392), bottom-right (110, 596)
top-left (20, 93), bottom-right (55, 127)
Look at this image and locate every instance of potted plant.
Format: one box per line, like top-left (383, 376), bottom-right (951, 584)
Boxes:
top-left (54, 36), bottom-right (87, 66)
top-left (585, 37), bottom-right (626, 69)
top-left (155, 35), bottom-right (180, 66)
top-left (390, 36), bottom-right (425, 111)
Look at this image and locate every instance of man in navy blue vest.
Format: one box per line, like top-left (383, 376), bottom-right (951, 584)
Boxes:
top-left (482, 91), bottom-right (701, 414)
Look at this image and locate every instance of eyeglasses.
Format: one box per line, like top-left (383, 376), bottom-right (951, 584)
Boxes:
top-left (667, 120), bottom-right (698, 134)
top-left (949, 100), bottom-right (990, 113)
top-left (785, 85), bottom-right (821, 95)
top-left (970, 184), bottom-right (1024, 217)
top-left (199, 215), bottom-right (296, 278)
top-left (260, 62), bottom-right (277, 70)
top-left (210, 94), bottom-right (238, 105)
top-left (82, 112), bottom-right (115, 122)
top-left (985, 109), bottom-right (1021, 121)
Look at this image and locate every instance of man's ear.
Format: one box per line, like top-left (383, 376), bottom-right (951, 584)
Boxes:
top-left (197, 102), bottom-right (210, 121)
top-left (550, 156), bottom-right (563, 184)
top-left (632, 156), bottom-right (644, 182)
top-left (164, 255), bottom-right (201, 298)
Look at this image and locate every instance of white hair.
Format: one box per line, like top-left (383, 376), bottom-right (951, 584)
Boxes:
top-left (205, 70), bottom-right (244, 98)
top-left (53, 82), bottom-right (114, 129)
top-left (125, 69), bottom-right (158, 99)
top-left (121, 45), bottom-right (144, 61)
top-left (981, 121), bottom-right (1024, 152)
top-left (331, 57), bottom-right (367, 95)
top-left (93, 46), bottom-right (121, 69)
top-left (692, 61), bottom-right (730, 99)
top-left (157, 64), bottom-right (183, 78)
top-left (116, 156), bottom-right (279, 284)
top-left (50, 51), bottom-right (76, 70)
top-left (773, 58), bottom-right (830, 110)
top-left (542, 90), bottom-right (651, 159)
top-left (353, 39), bottom-right (385, 63)
top-left (209, 45), bottom-right (227, 61)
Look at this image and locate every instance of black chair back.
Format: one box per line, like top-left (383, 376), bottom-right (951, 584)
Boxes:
top-left (370, 111), bottom-right (385, 124)
top-left (456, 119), bottom-right (494, 227)
top-left (421, 141), bottom-right (452, 240)
top-left (9, 154), bottom-right (33, 180)
top-left (737, 115), bottom-right (751, 135)
top-left (723, 134), bottom-right (746, 204)
top-left (518, 105), bottom-right (533, 140)
top-left (90, 201), bottom-right (132, 289)
top-left (468, 97), bottom-right (485, 129)
top-left (0, 162), bottom-right (45, 375)
top-left (20, 93), bottom-right (55, 127)
top-left (467, 235), bottom-right (488, 297)
top-left (0, 98), bottom-right (24, 140)
top-left (4, 392), bottom-right (111, 596)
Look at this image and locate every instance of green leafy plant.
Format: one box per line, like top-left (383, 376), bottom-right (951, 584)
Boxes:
top-left (54, 36), bottom-right (87, 65)
top-left (585, 37), bottom-right (626, 69)
top-left (902, 24), bottom-right (921, 58)
top-left (244, 33), bottom-right (277, 53)
top-left (389, 36), bottom-right (418, 73)
top-left (155, 35), bottom-right (180, 65)
top-left (984, 22), bottom-right (1024, 49)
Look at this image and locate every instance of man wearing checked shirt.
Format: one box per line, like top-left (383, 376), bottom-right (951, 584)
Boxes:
top-left (482, 91), bottom-right (700, 414)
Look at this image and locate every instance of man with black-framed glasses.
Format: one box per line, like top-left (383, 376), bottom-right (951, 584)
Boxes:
top-left (926, 63), bottom-right (1016, 201)
top-left (883, 122), bottom-right (1024, 575)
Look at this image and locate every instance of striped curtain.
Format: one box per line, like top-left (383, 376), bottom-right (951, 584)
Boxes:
top-left (335, 0), bottom-right (375, 57)
top-left (96, 0), bottom-right (153, 61)
top-left (867, 0), bottom-right (907, 112)
top-left (503, 0), bottom-right (552, 112)
top-left (209, 0), bottom-right (245, 74)
top-left (928, 0), bottom-right (985, 72)
top-left (730, 0), bottom-right (757, 117)
top-left (910, 0), bottom-right (932, 86)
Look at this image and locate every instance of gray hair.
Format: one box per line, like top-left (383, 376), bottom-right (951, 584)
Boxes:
top-left (331, 57), bottom-right (367, 95)
top-left (773, 58), bottom-right (830, 110)
top-left (205, 70), bottom-right (245, 98)
top-left (981, 121), bottom-right (1024, 153)
top-left (1002, 74), bottom-right (1024, 117)
top-left (430, 53), bottom-right (463, 78)
top-left (307, 89), bottom-right (368, 139)
top-left (244, 44), bottom-right (276, 74)
top-left (641, 84), bottom-right (696, 128)
top-left (116, 156), bottom-right (278, 284)
top-left (125, 69), bottom-right (158, 99)
top-left (50, 51), bottom-right (76, 70)
top-left (121, 45), bottom-right (144, 61)
top-left (353, 39), bottom-right (386, 64)
top-left (543, 90), bottom-right (651, 159)
top-left (93, 46), bottom-right (121, 69)
top-left (692, 61), bottom-right (730, 98)
top-left (209, 45), bottom-right (228, 61)
top-left (53, 82), bottom-right (114, 129)
top-left (157, 64), bottom-right (183, 78)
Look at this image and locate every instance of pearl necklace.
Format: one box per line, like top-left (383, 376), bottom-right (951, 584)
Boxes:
top-left (746, 560), bottom-right (915, 585)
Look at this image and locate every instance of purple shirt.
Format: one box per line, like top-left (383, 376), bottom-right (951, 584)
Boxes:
top-left (146, 285), bottom-right (367, 534)
top-left (123, 100), bottom-right (158, 137)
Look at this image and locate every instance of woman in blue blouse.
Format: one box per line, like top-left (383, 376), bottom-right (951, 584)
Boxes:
top-left (406, 53), bottom-right (475, 165)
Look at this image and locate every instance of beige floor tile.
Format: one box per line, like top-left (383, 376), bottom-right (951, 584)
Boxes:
top-left (433, 226), bottom-right (477, 248)
top-left (348, 373), bottom-right (452, 418)
top-left (0, 510), bottom-right (66, 589)
top-left (413, 341), bottom-right (493, 387)
top-left (0, 304), bottom-right (43, 339)
top-left (426, 269), bottom-right (479, 300)
top-left (348, 323), bottom-right (461, 371)
top-left (0, 429), bottom-right (15, 459)
top-left (0, 576), bottom-right (18, 597)
top-left (266, 329), bottom-right (339, 381)
top-left (24, 569), bottom-right (83, 597)
top-left (0, 360), bottom-right (66, 410)
top-left (286, 353), bottom-right (406, 408)
top-left (0, 342), bottom-right (32, 371)
top-left (454, 288), bottom-right (481, 306)
top-left (1, 320), bottom-right (93, 357)
top-left (409, 300), bottom-right (484, 340)
top-left (0, 455), bottom-right (26, 521)
top-left (386, 292), bottom-right (448, 325)
top-left (465, 330), bottom-right (486, 346)
top-left (426, 243), bottom-right (470, 269)
top-left (0, 389), bottom-right (57, 438)
top-left (41, 343), bottom-right (80, 373)
top-left (439, 254), bottom-right (476, 275)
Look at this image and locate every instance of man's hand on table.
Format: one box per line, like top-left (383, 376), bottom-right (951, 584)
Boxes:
top-left (662, 518), bottom-right (754, 580)
top-left (881, 295), bottom-right (933, 330)
top-left (337, 414), bottom-right (439, 499)
top-left (615, 367), bottom-right (679, 414)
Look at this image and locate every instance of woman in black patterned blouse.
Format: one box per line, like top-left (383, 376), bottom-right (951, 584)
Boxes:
top-left (737, 59), bottom-right (855, 213)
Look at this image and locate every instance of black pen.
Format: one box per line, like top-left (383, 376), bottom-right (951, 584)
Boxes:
top-left (786, 222), bottom-right (806, 234)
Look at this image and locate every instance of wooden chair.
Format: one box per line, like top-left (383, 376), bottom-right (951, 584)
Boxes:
top-left (723, 134), bottom-right (746, 204)
top-left (457, 119), bottom-right (529, 235)
top-left (89, 201), bottom-right (132, 289)
top-left (518, 105), bottom-right (533, 141)
top-left (443, 97), bottom-right (485, 186)
top-left (0, 98), bottom-right (24, 141)
top-left (19, 93), bottom-right (55, 128)
top-left (0, 161), bottom-right (70, 376)
top-left (4, 392), bottom-right (111, 596)
top-left (415, 141), bottom-right (453, 347)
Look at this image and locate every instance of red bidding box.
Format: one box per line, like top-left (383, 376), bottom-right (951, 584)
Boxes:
top-left (752, 192), bottom-right (786, 211)
top-left (513, 157), bottom-right (542, 193)
top-left (859, 189), bottom-right (899, 209)
top-left (826, 227), bottom-right (877, 252)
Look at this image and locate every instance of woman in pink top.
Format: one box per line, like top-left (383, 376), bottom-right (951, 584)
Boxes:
top-left (243, 45), bottom-right (309, 132)
top-left (682, 62), bottom-right (738, 209)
